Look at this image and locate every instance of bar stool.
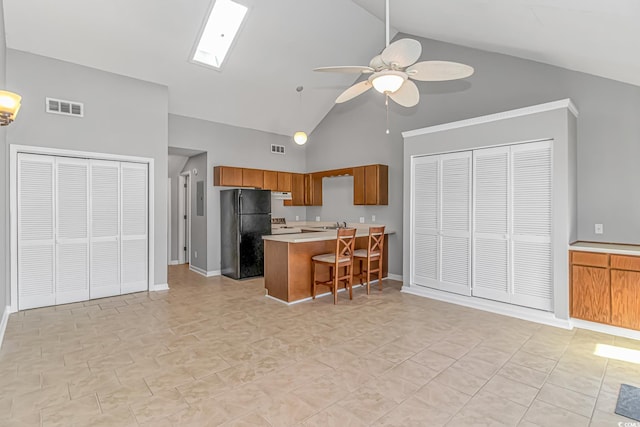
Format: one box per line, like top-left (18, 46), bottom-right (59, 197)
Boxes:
top-left (311, 228), bottom-right (356, 304)
top-left (353, 226), bottom-right (385, 294)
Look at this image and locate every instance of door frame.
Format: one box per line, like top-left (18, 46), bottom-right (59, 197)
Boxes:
top-left (9, 144), bottom-right (155, 314)
top-left (178, 172), bottom-right (191, 265)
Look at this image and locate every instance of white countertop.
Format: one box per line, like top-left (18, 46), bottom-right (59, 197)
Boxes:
top-left (266, 222), bottom-right (394, 243)
top-left (569, 241), bottom-right (640, 256)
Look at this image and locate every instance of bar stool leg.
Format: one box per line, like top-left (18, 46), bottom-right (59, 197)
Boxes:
top-left (311, 261), bottom-right (316, 299)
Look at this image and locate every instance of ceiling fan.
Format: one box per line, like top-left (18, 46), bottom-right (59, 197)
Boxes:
top-left (314, 0), bottom-right (474, 108)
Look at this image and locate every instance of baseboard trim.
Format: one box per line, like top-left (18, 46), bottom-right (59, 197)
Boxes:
top-left (570, 319), bottom-right (640, 341)
top-left (0, 305), bottom-right (10, 350)
top-left (152, 283), bottom-right (170, 292)
top-left (401, 285), bottom-right (572, 330)
top-left (189, 265), bottom-right (221, 277)
top-left (266, 283), bottom-right (368, 306)
top-left (387, 273), bottom-right (403, 282)
top-left (169, 260), bottom-right (180, 266)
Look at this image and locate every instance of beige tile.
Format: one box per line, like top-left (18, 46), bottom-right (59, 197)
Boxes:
top-left (360, 375), bottom-right (420, 404)
top-left (373, 342), bottom-right (417, 364)
top-left (382, 359), bottom-right (439, 386)
top-left (433, 365), bottom-right (489, 395)
top-left (509, 350), bottom-right (557, 374)
top-left (411, 348), bottom-right (456, 372)
top-left (523, 400), bottom-right (590, 427)
top-left (536, 383), bottom-right (596, 417)
top-left (292, 376), bottom-right (348, 410)
top-left (223, 411), bottom-right (272, 427)
top-left (373, 396), bottom-right (452, 427)
top-left (429, 340), bottom-right (473, 359)
top-left (97, 379), bottom-right (152, 412)
top-left (499, 361), bottom-right (548, 388)
top-left (546, 366), bottom-right (602, 397)
top-left (166, 401), bottom-right (233, 427)
top-left (41, 394), bottom-right (101, 427)
top-left (88, 406), bottom-right (138, 427)
top-left (68, 371), bottom-right (122, 399)
top-left (143, 366), bottom-right (194, 393)
top-left (302, 403), bottom-right (367, 427)
top-left (11, 383), bottom-right (70, 418)
top-left (176, 372), bottom-right (232, 404)
top-left (459, 390), bottom-right (528, 426)
top-left (130, 388), bottom-right (190, 424)
top-left (337, 389), bottom-right (399, 425)
top-left (482, 375), bottom-right (539, 407)
top-left (414, 381), bottom-right (471, 416)
top-left (261, 393), bottom-right (318, 426)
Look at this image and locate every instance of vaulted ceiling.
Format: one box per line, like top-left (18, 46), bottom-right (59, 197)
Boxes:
top-left (4, 0), bottom-right (638, 137)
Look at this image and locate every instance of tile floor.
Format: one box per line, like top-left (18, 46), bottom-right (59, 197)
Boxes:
top-left (1, 264), bottom-right (640, 426)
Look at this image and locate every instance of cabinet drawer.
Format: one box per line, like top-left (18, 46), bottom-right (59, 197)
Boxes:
top-left (571, 251), bottom-right (608, 267)
top-left (611, 254), bottom-right (640, 272)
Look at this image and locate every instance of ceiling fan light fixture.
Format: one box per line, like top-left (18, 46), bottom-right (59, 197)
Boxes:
top-left (293, 131), bottom-right (307, 145)
top-left (370, 71), bottom-right (406, 94)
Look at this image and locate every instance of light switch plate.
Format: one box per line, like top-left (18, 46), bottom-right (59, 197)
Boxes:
top-left (372, 215), bottom-right (376, 222)
top-left (295, 216), bottom-right (299, 221)
top-left (359, 217), bottom-right (365, 223)
top-left (315, 216), bottom-right (320, 222)
top-left (595, 223), bottom-right (604, 234)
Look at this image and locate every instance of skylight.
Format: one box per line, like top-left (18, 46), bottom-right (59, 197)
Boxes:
top-left (192, 0), bottom-right (248, 70)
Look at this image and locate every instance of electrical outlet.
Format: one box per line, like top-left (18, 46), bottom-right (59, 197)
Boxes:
top-left (194, 251), bottom-right (198, 258)
top-left (295, 215), bottom-right (299, 221)
top-left (372, 215), bottom-right (376, 222)
top-left (595, 224), bottom-right (604, 234)
top-left (315, 216), bottom-right (320, 222)
top-left (359, 217), bottom-right (365, 223)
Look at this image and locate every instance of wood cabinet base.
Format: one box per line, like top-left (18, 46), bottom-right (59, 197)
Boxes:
top-left (264, 236), bottom-right (388, 303)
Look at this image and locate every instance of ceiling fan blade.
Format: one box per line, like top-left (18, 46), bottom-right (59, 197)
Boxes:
top-left (388, 80), bottom-right (419, 107)
top-left (381, 38), bottom-right (422, 68)
top-left (313, 66), bottom-right (374, 74)
top-left (335, 80), bottom-right (372, 103)
top-left (407, 61), bottom-right (474, 81)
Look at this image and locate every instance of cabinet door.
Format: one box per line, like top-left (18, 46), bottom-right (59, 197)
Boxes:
top-left (411, 156), bottom-right (439, 289)
top-left (364, 165), bottom-right (379, 205)
top-left (611, 269), bottom-right (640, 330)
top-left (242, 168), bottom-right (264, 188)
top-left (290, 174), bottom-right (305, 206)
top-left (353, 167), bottom-right (365, 205)
top-left (263, 170), bottom-right (278, 190)
top-left (120, 162), bottom-right (148, 294)
top-left (214, 166), bottom-right (243, 187)
top-left (307, 174), bottom-right (323, 206)
top-left (277, 172), bottom-right (292, 192)
top-left (572, 265), bottom-right (611, 323)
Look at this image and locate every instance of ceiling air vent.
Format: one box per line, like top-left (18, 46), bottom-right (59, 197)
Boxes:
top-left (270, 144), bottom-right (285, 155)
top-left (46, 97), bottom-right (84, 118)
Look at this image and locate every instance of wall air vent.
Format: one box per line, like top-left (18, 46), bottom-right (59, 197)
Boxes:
top-left (46, 97), bottom-right (84, 117)
top-left (270, 144), bottom-right (285, 155)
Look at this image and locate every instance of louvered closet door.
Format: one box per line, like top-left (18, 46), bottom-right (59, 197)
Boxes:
top-left (90, 160), bottom-right (121, 299)
top-left (412, 155), bottom-right (439, 288)
top-left (17, 154), bottom-right (56, 310)
top-left (55, 157), bottom-right (90, 305)
top-left (510, 141), bottom-right (553, 311)
top-left (120, 162), bottom-right (148, 294)
top-left (439, 152), bottom-right (471, 295)
top-left (472, 147), bottom-right (510, 303)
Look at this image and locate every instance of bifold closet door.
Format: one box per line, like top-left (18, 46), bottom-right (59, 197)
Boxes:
top-left (120, 162), bottom-right (148, 294)
top-left (411, 152), bottom-right (471, 295)
top-left (55, 157), bottom-right (90, 305)
top-left (17, 154), bottom-right (56, 310)
top-left (90, 160), bottom-right (121, 298)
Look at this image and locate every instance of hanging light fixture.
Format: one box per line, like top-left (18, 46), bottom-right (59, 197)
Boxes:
top-left (370, 70), bottom-right (406, 94)
top-left (293, 86), bottom-right (307, 145)
top-left (0, 90), bottom-right (22, 126)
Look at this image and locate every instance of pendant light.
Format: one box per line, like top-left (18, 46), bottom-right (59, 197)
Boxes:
top-left (293, 86), bottom-right (307, 145)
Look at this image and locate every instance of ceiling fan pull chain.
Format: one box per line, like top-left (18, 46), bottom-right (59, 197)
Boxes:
top-left (385, 94), bottom-right (390, 134)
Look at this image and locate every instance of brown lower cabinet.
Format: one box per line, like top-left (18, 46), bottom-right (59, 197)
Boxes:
top-left (570, 249), bottom-right (640, 331)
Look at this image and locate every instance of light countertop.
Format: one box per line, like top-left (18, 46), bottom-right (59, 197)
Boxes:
top-left (266, 222), bottom-right (394, 243)
top-left (569, 241), bottom-right (640, 256)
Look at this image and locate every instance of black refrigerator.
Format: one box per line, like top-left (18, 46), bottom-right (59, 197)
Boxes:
top-left (220, 189), bottom-right (271, 279)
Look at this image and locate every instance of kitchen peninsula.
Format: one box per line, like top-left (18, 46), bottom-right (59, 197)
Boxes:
top-left (262, 223), bottom-right (394, 303)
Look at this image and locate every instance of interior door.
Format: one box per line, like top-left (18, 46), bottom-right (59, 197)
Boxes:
top-left (411, 155), bottom-right (439, 289)
top-left (90, 160), bottom-right (121, 299)
top-left (120, 162), bottom-right (148, 294)
top-left (17, 153), bottom-right (56, 310)
top-left (439, 152), bottom-right (472, 295)
top-left (472, 146), bottom-right (510, 303)
top-left (55, 157), bottom-right (90, 305)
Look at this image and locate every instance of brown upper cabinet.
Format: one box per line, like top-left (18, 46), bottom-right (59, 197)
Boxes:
top-left (242, 168), bottom-right (264, 188)
top-left (305, 174), bottom-right (323, 206)
top-left (277, 172), bottom-right (292, 192)
top-left (214, 166), bottom-right (243, 187)
top-left (263, 170), bottom-right (278, 191)
top-left (289, 173), bottom-right (306, 206)
top-left (354, 164), bottom-right (388, 205)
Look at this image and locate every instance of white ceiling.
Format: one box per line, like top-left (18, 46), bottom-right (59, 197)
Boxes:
top-left (4, 0), bottom-right (639, 137)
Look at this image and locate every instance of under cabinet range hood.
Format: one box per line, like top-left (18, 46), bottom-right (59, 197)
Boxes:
top-left (271, 191), bottom-right (292, 200)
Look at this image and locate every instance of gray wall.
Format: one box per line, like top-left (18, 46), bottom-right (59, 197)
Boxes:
top-left (168, 114), bottom-right (306, 273)
top-left (403, 106), bottom-right (577, 319)
top-left (181, 153), bottom-right (207, 271)
top-left (168, 154), bottom-right (188, 262)
top-left (6, 50), bottom-right (169, 290)
top-left (0, 0), bottom-right (7, 311)
top-left (309, 34), bottom-right (640, 276)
